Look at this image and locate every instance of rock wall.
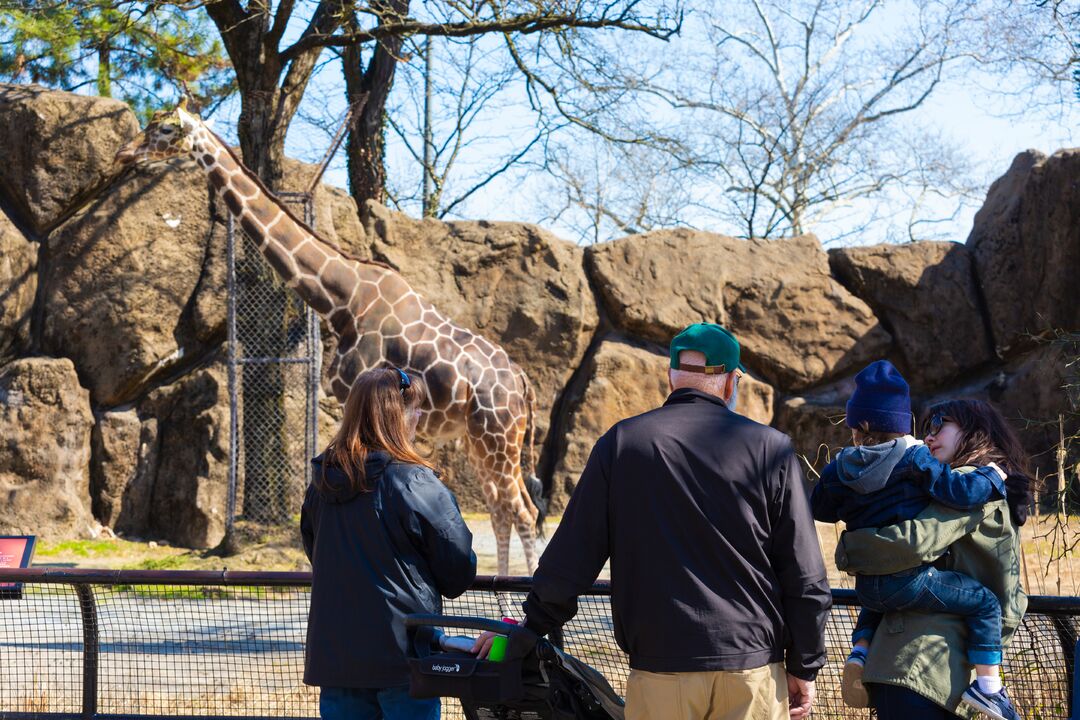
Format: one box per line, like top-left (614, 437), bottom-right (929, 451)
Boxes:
top-left (0, 84), bottom-right (1076, 544)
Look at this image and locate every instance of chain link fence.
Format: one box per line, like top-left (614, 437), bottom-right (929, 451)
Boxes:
top-left (226, 192), bottom-right (321, 528)
top-left (2, 569), bottom-right (1080, 719)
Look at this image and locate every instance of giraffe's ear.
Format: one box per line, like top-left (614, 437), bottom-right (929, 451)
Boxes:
top-left (177, 95), bottom-right (189, 112)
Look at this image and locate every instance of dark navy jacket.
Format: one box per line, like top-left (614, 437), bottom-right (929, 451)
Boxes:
top-left (522, 388), bottom-right (832, 681)
top-left (810, 438), bottom-right (1006, 531)
top-left (301, 452), bottom-right (476, 688)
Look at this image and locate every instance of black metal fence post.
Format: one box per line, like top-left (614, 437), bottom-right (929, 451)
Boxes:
top-left (1072, 635), bottom-right (1080, 720)
top-left (74, 584), bottom-right (98, 720)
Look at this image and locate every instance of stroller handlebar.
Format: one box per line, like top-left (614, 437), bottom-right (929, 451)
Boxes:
top-left (405, 614), bottom-right (531, 637)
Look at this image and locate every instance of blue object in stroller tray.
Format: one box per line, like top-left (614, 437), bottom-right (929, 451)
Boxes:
top-left (405, 614), bottom-right (624, 720)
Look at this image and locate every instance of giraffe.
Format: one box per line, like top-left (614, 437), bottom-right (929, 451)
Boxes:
top-left (114, 103), bottom-right (546, 574)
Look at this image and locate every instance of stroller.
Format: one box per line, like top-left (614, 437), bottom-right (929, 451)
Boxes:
top-left (405, 614), bottom-right (625, 720)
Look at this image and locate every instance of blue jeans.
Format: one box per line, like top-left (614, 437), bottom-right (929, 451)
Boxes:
top-left (853, 565), bottom-right (1003, 665)
top-left (319, 686), bottom-right (439, 720)
top-left (869, 683), bottom-right (963, 719)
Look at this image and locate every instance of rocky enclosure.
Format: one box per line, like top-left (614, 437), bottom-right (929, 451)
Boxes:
top-left (0, 84), bottom-right (1077, 546)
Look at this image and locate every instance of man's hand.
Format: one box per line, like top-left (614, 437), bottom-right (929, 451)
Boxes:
top-left (470, 631), bottom-right (499, 659)
top-left (787, 674), bottom-right (815, 719)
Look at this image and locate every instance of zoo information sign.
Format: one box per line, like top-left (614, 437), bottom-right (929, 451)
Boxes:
top-left (0, 535), bottom-right (35, 599)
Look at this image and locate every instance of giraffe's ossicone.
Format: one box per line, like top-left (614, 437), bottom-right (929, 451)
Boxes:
top-left (114, 102), bottom-right (548, 575)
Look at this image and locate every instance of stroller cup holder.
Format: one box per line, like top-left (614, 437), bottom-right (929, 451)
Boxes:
top-left (406, 615), bottom-right (537, 704)
top-left (405, 614), bottom-right (625, 720)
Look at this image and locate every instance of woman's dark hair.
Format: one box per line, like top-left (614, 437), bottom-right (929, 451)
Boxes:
top-left (921, 398), bottom-right (1036, 525)
top-left (318, 367), bottom-right (432, 495)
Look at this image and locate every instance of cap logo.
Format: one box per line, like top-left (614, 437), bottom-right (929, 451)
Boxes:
top-left (677, 363), bottom-right (726, 375)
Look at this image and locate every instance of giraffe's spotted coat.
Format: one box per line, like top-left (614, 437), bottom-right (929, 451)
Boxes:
top-left (114, 106), bottom-right (545, 574)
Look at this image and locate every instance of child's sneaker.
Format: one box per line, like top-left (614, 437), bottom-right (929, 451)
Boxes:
top-left (841, 647), bottom-right (869, 708)
top-left (961, 682), bottom-right (1021, 720)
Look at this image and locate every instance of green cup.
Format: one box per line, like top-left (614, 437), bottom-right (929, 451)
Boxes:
top-left (487, 635), bottom-right (508, 662)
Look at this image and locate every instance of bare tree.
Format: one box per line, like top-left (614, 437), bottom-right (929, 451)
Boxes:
top-left (537, 0), bottom-right (1080, 244)
top-left (337, 0), bottom-right (682, 208)
top-left (653, 0), bottom-right (995, 240)
top-left (187, 0), bottom-right (682, 192)
top-left (538, 139), bottom-right (693, 244)
top-left (383, 32), bottom-right (548, 218)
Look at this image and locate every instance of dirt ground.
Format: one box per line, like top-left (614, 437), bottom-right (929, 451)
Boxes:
top-left (31, 513), bottom-right (1080, 595)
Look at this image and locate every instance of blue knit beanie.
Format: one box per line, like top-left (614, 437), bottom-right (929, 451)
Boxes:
top-left (845, 360), bottom-right (912, 434)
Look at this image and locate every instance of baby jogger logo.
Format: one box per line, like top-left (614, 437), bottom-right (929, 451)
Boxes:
top-left (430, 662), bottom-right (464, 674)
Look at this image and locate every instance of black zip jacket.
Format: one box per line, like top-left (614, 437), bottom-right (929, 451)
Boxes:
top-left (522, 388), bottom-right (831, 680)
top-left (301, 452), bottom-right (477, 688)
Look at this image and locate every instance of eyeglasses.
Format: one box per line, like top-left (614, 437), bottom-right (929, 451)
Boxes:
top-left (396, 368), bottom-right (411, 393)
top-left (926, 413), bottom-right (951, 437)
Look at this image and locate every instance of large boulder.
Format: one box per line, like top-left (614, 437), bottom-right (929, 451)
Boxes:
top-left (830, 242), bottom-right (994, 388)
top-left (87, 360), bottom-right (230, 547)
top-left (0, 210), bottom-right (36, 363)
top-left (587, 230), bottom-right (890, 390)
top-left (0, 358), bottom-right (94, 538)
top-left (549, 336), bottom-right (776, 501)
top-left (990, 343), bottom-right (1077, 486)
top-left (967, 150), bottom-right (1080, 355)
top-left (773, 378), bottom-right (858, 476)
top-left (90, 358), bottom-right (314, 546)
top-left (90, 409), bottom-right (158, 536)
top-left (912, 341), bottom-right (1078, 489)
top-left (41, 157), bottom-right (225, 406)
top-left (0, 84), bottom-right (139, 235)
top-left (137, 361), bottom-right (230, 547)
top-left (739, 374), bottom-right (775, 427)
top-left (550, 337), bottom-right (672, 500)
top-left (361, 201), bottom-right (599, 454)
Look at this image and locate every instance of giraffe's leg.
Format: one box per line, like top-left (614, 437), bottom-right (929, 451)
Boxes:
top-left (491, 507), bottom-right (513, 578)
top-left (467, 436), bottom-right (512, 575)
top-left (504, 405), bottom-right (540, 575)
top-left (487, 467), bottom-right (537, 575)
top-left (512, 497), bottom-right (538, 575)
top-left (466, 434), bottom-right (528, 575)
top-left (493, 457), bottom-right (539, 576)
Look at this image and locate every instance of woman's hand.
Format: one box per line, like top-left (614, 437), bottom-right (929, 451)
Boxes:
top-left (470, 631), bottom-right (500, 658)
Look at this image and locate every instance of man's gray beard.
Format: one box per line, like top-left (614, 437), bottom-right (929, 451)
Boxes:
top-left (727, 383), bottom-right (738, 412)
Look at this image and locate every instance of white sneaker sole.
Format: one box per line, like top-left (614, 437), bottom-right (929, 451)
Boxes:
top-left (841, 662), bottom-right (869, 708)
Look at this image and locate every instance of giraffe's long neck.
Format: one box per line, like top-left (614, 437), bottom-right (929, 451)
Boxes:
top-left (180, 111), bottom-right (381, 328)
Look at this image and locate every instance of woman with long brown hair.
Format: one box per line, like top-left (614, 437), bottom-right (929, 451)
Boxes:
top-left (837, 397), bottom-right (1032, 720)
top-left (301, 367), bottom-right (477, 720)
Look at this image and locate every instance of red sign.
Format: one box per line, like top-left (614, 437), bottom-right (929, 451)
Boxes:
top-left (0, 536), bottom-right (36, 596)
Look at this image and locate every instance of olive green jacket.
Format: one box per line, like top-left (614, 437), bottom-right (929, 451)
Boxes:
top-left (835, 498), bottom-right (1026, 715)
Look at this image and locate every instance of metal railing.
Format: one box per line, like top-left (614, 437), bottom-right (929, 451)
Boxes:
top-left (1, 569), bottom-right (1079, 719)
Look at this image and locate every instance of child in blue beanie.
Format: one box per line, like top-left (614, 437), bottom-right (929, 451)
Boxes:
top-left (811, 360), bottom-right (1020, 720)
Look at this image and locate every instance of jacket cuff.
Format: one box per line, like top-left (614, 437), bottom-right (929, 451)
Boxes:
top-left (785, 664), bottom-right (818, 682)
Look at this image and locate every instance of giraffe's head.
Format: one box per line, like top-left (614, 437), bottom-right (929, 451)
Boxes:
top-left (114, 102), bottom-right (198, 168)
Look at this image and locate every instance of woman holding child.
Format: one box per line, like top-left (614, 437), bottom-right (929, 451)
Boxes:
top-left (827, 363), bottom-right (1032, 720)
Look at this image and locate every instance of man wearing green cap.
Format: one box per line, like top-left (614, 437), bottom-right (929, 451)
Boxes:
top-left (515, 322), bottom-right (831, 720)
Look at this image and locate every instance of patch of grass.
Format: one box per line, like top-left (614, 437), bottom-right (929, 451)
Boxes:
top-left (110, 584), bottom-right (231, 600)
top-left (35, 538), bottom-right (128, 558)
top-left (134, 556), bottom-right (188, 570)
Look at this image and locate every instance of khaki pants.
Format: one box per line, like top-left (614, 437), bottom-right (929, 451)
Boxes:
top-left (625, 663), bottom-right (787, 720)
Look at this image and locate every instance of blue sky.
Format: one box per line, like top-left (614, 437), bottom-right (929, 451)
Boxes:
top-left (207, 2), bottom-right (1080, 248)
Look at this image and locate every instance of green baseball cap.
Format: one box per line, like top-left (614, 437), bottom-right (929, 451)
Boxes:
top-left (669, 323), bottom-right (745, 374)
